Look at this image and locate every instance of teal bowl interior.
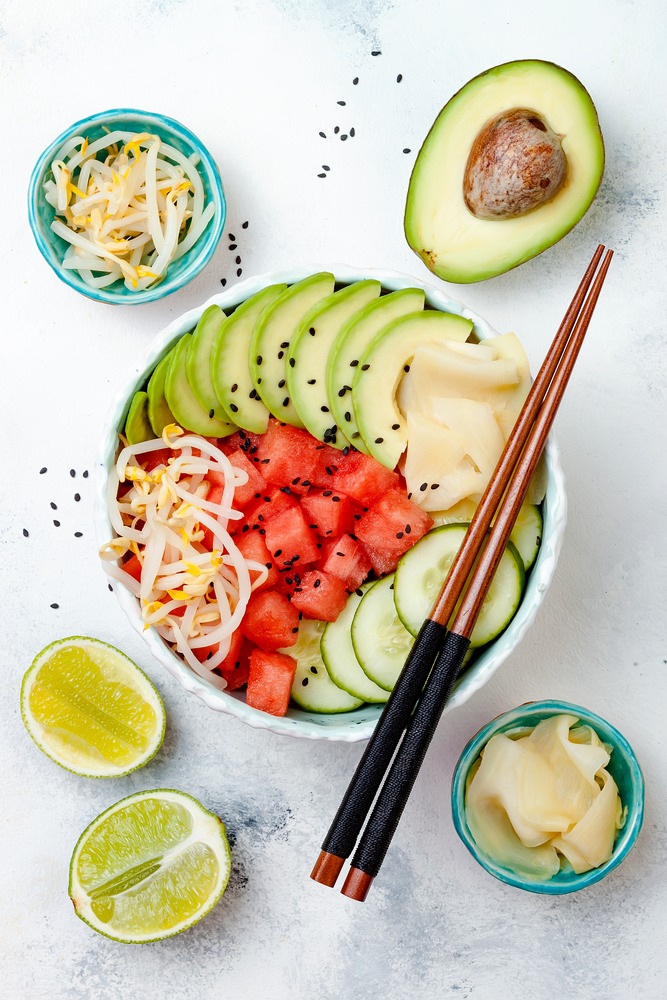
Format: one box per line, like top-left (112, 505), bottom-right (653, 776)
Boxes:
top-left (451, 699), bottom-right (645, 894)
top-left (27, 108), bottom-right (225, 305)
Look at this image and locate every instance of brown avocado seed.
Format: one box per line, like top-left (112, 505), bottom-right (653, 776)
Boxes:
top-left (463, 109), bottom-right (568, 220)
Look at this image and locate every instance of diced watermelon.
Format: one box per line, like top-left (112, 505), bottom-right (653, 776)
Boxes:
top-left (192, 624), bottom-right (243, 665)
top-left (355, 490), bottom-right (433, 575)
top-left (329, 450), bottom-right (400, 506)
top-left (228, 449), bottom-right (267, 507)
top-left (219, 637), bottom-right (253, 690)
top-left (122, 553), bottom-right (143, 582)
top-left (320, 533), bottom-right (373, 591)
top-left (219, 429), bottom-right (261, 456)
top-left (254, 419), bottom-right (319, 493)
top-left (241, 486), bottom-right (299, 531)
top-left (236, 531), bottom-right (280, 590)
top-left (246, 649), bottom-right (297, 716)
top-left (263, 506), bottom-right (320, 570)
top-left (310, 443), bottom-right (344, 486)
top-left (200, 484), bottom-right (226, 550)
top-left (241, 590), bottom-right (300, 650)
top-left (300, 488), bottom-right (354, 538)
top-left (143, 448), bottom-right (172, 472)
top-left (290, 569), bottom-right (349, 622)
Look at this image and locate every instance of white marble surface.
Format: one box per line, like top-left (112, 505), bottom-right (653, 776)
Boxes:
top-left (2, 1), bottom-right (666, 997)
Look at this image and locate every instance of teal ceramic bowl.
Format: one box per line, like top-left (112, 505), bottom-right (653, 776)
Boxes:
top-left (451, 700), bottom-right (645, 894)
top-left (27, 108), bottom-right (225, 305)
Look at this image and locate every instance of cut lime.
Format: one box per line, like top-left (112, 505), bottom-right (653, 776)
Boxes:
top-left (20, 636), bottom-right (166, 778)
top-left (69, 789), bottom-right (232, 943)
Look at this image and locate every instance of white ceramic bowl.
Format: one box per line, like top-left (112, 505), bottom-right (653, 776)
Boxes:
top-left (95, 265), bottom-right (567, 741)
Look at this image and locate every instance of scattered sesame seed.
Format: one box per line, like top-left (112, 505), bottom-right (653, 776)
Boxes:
top-left (22, 528), bottom-right (29, 538)
top-left (319, 131), bottom-right (326, 138)
top-left (403, 148), bottom-right (411, 154)
top-left (396, 531), bottom-right (404, 539)
top-left (404, 364), bottom-right (410, 373)
top-left (430, 483), bottom-right (440, 490)
top-left (302, 677), bottom-right (309, 686)
top-left (278, 350), bottom-right (284, 360)
top-left (74, 532), bottom-right (83, 538)
top-left (320, 405), bottom-right (329, 412)
top-left (371, 50), bottom-right (381, 56)
top-left (391, 423), bottom-right (400, 430)
top-left (229, 243), bottom-right (238, 251)
top-left (322, 166), bottom-right (330, 172)
top-left (231, 382), bottom-right (238, 392)
top-left (310, 665), bottom-right (318, 674)
top-left (50, 502), bottom-right (57, 510)
top-left (282, 397), bottom-right (290, 407)
top-left (39, 467), bottom-right (47, 475)
top-left (307, 378), bottom-right (316, 385)
top-left (74, 493), bottom-right (81, 502)
top-left (405, 524), bottom-right (412, 534)
top-left (235, 255), bottom-right (241, 265)
top-left (108, 583), bottom-right (113, 592)
top-left (83, 471), bottom-right (89, 479)
top-left (220, 278), bottom-right (227, 286)
top-left (70, 469), bottom-right (76, 478)
top-left (256, 355), bottom-right (263, 365)
top-left (280, 341), bottom-right (289, 348)
top-left (292, 626), bottom-right (299, 633)
top-left (278, 378), bottom-right (286, 388)
top-left (313, 579), bottom-right (321, 588)
top-left (420, 482), bottom-right (428, 492)
top-left (53, 520), bottom-right (60, 527)
top-left (289, 358), bottom-right (295, 367)
top-left (353, 77), bottom-right (359, 84)
top-left (337, 100), bottom-right (346, 106)
top-left (375, 437), bottom-right (384, 444)
top-left (237, 268), bottom-right (242, 277)
top-left (229, 233), bottom-right (236, 241)
top-left (209, 408), bottom-right (215, 418)
top-left (318, 173), bottom-right (327, 178)
top-left (50, 603), bottom-right (59, 609)
top-left (361, 363), bottom-right (370, 371)
top-left (397, 73), bottom-right (403, 82)
top-left (242, 221), bottom-right (249, 229)
top-left (350, 127), bottom-right (356, 137)
top-left (334, 126), bottom-right (340, 135)
top-left (341, 134), bottom-right (348, 141)
top-left (275, 548), bottom-right (283, 556)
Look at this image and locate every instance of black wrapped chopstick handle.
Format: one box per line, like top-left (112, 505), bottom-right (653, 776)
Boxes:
top-left (350, 631), bottom-right (471, 877)
top-left (322, 619), bottom-right (449, 860)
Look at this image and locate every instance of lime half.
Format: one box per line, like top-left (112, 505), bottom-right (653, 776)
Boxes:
top-left (69, 789), bottom-right (231, 943)
top-left (20, 636), bottom-right (166, 778)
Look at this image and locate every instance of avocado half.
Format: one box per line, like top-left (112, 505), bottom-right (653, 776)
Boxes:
top-left (404, 60), bottom-right (605, 283)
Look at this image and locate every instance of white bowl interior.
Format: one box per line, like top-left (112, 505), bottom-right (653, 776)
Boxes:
top-left (95, 264), bottom-right (566, 741)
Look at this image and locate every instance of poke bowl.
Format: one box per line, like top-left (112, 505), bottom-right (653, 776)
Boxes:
top-left (95, 265), bottom-right (567, 741)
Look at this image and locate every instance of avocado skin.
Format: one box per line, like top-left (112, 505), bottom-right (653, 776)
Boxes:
top-left (404, 59), bottom-right (605, 284)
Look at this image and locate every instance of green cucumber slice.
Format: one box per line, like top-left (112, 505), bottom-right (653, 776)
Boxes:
top-left (509, 504), bottom-right (543, 571)
top-left (125, 391), bottom-right (153, 445)
top-left (321, 585), bottom-right (390, 703)
top-left (326, 288), bottom-right (426, 454)
top-left (210, 284), bottom-right (286, 432)
top-left (352, 310), bottom-right (473, 469)
top-left (249, 272), bottom-right (335, 427)
top-left (147, 352), bottom-right (176, 436)
top-left (185, 306), bottom-right (229, 424)
top-left (287, 280), bottom-right (381, 448)
top-left (286, 620), bottom-right (363, 713)
top-left (394, 524), bottom-right (525, 647)
top-left (165, 336), bottom-right (236, 438)
top-left (351, 575), bottom-right (415, 691)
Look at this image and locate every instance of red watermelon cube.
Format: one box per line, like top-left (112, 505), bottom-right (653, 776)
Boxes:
top-left (218, 634), bottom-right (253, 690)
top-left (329, 451), bottom-right (400, 506)
top-left (242, 486), bottom-right (298, 531)
top-left (236, 531), bottom-right (280, 590)
top-left (254, 420), bottom-right (319, 493)
top-left (290, 569), bottom-right (349, 622)
top-left (310, 443), bottom-right (344, 486)
top-left (355, 490), bottom-right (433, 575)
top-left (300, 488), bottom-right (354, 538)
top-left (246, 649), bottom-right (297, 716)
top-left (241, 590), bottom-right (300, 650)
top-left (320, 533), bottom-right (372, 592)
top-left (263, 506), bottom-right (320, 570)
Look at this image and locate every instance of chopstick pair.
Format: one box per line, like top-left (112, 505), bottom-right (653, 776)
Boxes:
top-left (310, 245), bottom-right (614, 901)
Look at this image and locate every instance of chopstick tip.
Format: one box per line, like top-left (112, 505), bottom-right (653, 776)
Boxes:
top-left (310, 850), bottom-right (345, 888)
top-left (341, 866), bottom-right (374, 902)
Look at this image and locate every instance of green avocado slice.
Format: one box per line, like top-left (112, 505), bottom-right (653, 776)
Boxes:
top-left (185, 306), bottom-right (229, 425)
top-left (249, 272), bottom-right (335, 427)
top-left (286, 280), bottom-right (381, 448)
top-left (326, 288), bottom-right (426, 454)
top-left (352, 310), bottom-right (473, 469)
top-left (146, 352), bottom-right (176, 437)
top-left (165, 335), bottom-right (236, 437)
top-left (124, 391), bottom-right (154, 445)
top-left (210, 283), bottom-right (286, 433)
top-left (404, 59), bottom-right (605, 283)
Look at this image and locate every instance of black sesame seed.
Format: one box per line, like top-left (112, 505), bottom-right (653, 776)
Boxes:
top-left (334, 126), bottom-right (340, 135)
top-left (261, 458), bottom-right (270, 464)
top-left (354, 513), bottom-right (361, 520)
top-left (257, 377), bottom-right (262, 384)
top-left (307, 378), bottom-right (316, 385)
top-left (371, 50), bottom-right (381, 55)
top-left (265, 562), bottom-right (273, 570)
top-left (391, 423), bottom-right (400, 430)
top-left (242, 524), bottom-right (250, 533)
top-left (350, 127), bottom-right (356, 137)
top-left (302, 678), bottom-right (309, 686)
top-left (74, 493), bottom-right (81, 501)
top-left (39, 467), bottom-right (47, 474)
top-left (291, 477), bottom-right (300, 485)
top-left (292, 626), bottom-right (299, 633)
top-left (82, 471), bottom-right (89, 478)
top-left (301, 480), bottom-right (311, 488)
top-left (397, 73), bottom-right (403, 82)
top-left (259, 528), bottom-right (265, 535)
top-left (237, 268), bottom-right (242, 277)
top-left (341, 134), bottom-right (348, 141)
top-left (313, 579), bottom-right (321, 588)
top-left (209, 408), bottom-right (215, 418)
top-left (275, 548), bottom-right (283, 556)
top-left (70, 469), bottom-right (76, 478)
top-left (229, 243), bottom-right (238, 251)
top-left (242, 221), bottom-right (249, 229)
top-left (323, 490), bottom-right (332, 497)
top-left (282, 397), bottom-right (290, 407)
top-left (230, 403), bottom-right (239, 413)
top-left (108, 583), bottom-right (113, 592)
top-left (310, 665), bottom-right (318, 674)
top-left (277, 379), bottom-right (285, 389)
top-left (256, 355), bottom-right (263, 365)
top-left (74, 531), bottom-right (83, 538)
top-left (289, 358), bottom-right (295, 368)
top-left (396, 531), bottom-right (404, 539)
top-left (361, 363), bottom-right (370, 371)
top-left (320, 405), bottom-right (329, 413)
top-left (325, 466), bottom-right (333, 476)
top-left (405, 524), bottom-right (412, 534)
top-left (337, 100), bottom-right (346, 106)
top-left (220, 278), bottom-right (227, 286)
top-left (332, 495), bottom-right (341, 503)
top-left (53, 519), bottom-right (60, 527)
top-left (319, 131), bottom-right (326, 138)
top-left (50, 603), bottom-right (59, 609)
top-left (403, 148), bottom-right (411, 154)
top-left (321, 166), bottom-right (330, 173)
top-left (278, 351), bottom-right (284, 360)
top-left (231, 383), bottom-right (238, 392)
top-left (309, 326), bottom-right (316, 335)
top-left (318, 173), bottom-right (327, 178)
top-left (229, 233), bottom-right (236, 240)
top-left (350, 359), bottom-right (359, 367)
top-left (280, 341), bottom-right (289, 349)
top-left (353, 77), bottom-right (359, 84)
top-left (285, 577), bottom-right (293, 585)
top-left (50, 502), bottom-right (57, 510)
top-left (375, 437), bottom-right (384, 444)
top-left (342, 446), bottom-right (350, 456)
top-left (420, 482), bottom-right (428, 492)
top-left (344, 411), bottom-right (351, 421)
top-left (235, 255), bottom-right (241, 265)
top-left (249, 389), bottom-right (258, 400)
top-left (22, 528), bottom-right (29, 538)
top-left (430, 483), bottom-right (440, 490)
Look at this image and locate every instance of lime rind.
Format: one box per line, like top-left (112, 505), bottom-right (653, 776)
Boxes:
top-left (68, 788), bottom-right (232, 944)
top-left (20, 636), bottom-right (166, 779)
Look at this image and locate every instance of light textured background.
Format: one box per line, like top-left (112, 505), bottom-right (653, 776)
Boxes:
top-left (1, 1), bottom-right (666, 998)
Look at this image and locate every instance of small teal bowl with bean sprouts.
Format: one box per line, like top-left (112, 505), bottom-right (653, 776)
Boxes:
top-left (28, 108), bottom-right (226, 305)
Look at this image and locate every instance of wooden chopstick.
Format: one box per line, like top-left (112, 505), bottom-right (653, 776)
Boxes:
top-left (338, 247), bottom-right (614, 901)
top-left (310, 246), bottom-right (612, 895)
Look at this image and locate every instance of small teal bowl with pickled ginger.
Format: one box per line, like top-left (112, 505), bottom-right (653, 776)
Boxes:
top-left (28, 108), bottom-right (226, 304)
top-left (451, 700), bottom-right (645, 894)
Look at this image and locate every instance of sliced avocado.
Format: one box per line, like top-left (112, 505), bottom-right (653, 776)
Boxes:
top-left (352, 311), bottom-right (472, 469)
top-left (147, 352), bottom-right (176, 436)
top-left (404, 60), bottom-right (605, 283)
top-left (286, 280), bottom-right (381, 448)
top-left (125, 391), bottom-right (153, 445)
top-left (185, 305), bottom-right (229, 424)
top-left (249, 272), bottom-right (335, 427)
top-left (211, 283), bottom-right (286, 433)
top-left (326, 288), bottom-right (426, 454)
top-left (165, 335), bottom-right (236, 437)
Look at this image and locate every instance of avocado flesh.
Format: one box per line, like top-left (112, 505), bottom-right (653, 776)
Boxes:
top-left (287, 280), bottom-right (381, 448)
top-left (125, 391), bottom-right (153, 445)
top-left (185, 306), bottom-right (229, 424)
top-left (147, 352), bottom-right (176, 436)
top-left (249, 272), bottom-right (335, 427)
top-left (326, 288), bottom-right (426, 454)
top-left (211, 283), bottom-right (286, 433)
top-left (165, 335), bottom-right (236, 437)
top-left (404, 60), bottom-right (605, 283)
top-left (353, 310), bottom-right (473, 469)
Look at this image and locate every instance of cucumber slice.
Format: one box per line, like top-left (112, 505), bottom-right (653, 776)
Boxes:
top-left (210, 284), bottom-right (286, 432)
top-left (185, 306), bottom-right (229, 424)
top-left (165, 336), bottom-right (236, 438)
top-left (287, 280), bottom-right (381, 448)
top-left (326, 288), bottom-right (426, 454)
top-left (147, 352), bottom-right (176, 436)
top-left (394, 524), bottom-right (525, 647)
top-left (321, 586), bottom-right (390, 703)
top-left (509, 504), bottom-right (543, 571)
top-left (351, 575), bottom-right (414, 691)
top-left (249, 272), bottom-right (335, 427)
top-left (125, 391), bottom-right (153, 445)
top-left (287, 620), bottom-right (364, 713)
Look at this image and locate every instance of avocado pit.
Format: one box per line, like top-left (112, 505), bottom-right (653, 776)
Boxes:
top-left (463, 108), bottom-right (568, 220)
